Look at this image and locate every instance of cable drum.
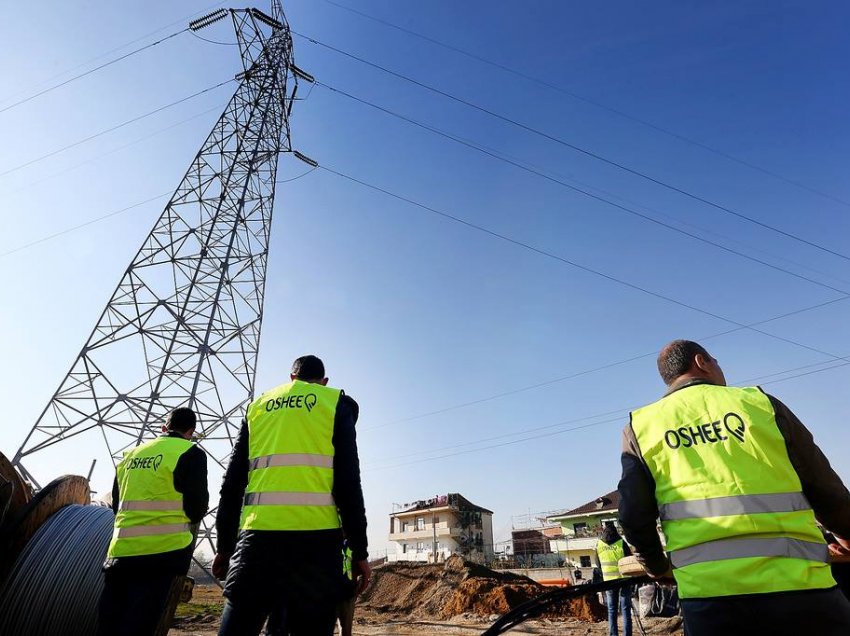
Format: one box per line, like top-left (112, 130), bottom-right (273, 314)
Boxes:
top-left (0, 504), bottom-right (114, 635)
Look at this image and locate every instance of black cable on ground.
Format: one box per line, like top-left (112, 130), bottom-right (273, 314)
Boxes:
top-left (0, 504), bottom-right (114, 636)
top-left (480, 575), bottom-right (651, 635)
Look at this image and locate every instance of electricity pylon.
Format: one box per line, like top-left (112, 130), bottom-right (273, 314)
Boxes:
top-left (13, 3), bottom-right (308, 553)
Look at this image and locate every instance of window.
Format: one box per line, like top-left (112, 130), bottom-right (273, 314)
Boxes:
top-left (433, 516), bottom-right (440, 525)
top-left (573, 522), bottom-right (587, 533)
top-left (402, 544), bottom-right (407, 553)
top-left (416, 542), bottom-right (424, 552)
top-left (416, 517), bottom-right (425, 530)
top-left (401, 521), bottom-right (409, 532)
top-left (580, 556), bottom-right (591, 567)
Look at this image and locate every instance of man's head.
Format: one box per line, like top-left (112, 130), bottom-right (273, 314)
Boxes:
top-left (657, 339), bottom-right (726, 387)
top-left (290, 354), bottom-right (329, 386)
top-left (163, 407), bottom-right (197, 439)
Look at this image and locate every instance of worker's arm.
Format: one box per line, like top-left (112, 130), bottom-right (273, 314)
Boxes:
top-left (768, 394), bottom-right (850, 540)
top-left (111, 476), bottom-right (119, 514)
top-left (333, 394), bottom-right (369, 562)
top-left (617, 423), bottom-right (670, 576)
top-left (215, 418), bottom-right (250, 556)
top-left (173, 445), bottom-right (209, 524)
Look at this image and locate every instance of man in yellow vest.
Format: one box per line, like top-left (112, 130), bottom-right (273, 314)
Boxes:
top-left (97, 407), bottom-right (209, 636)
top-left (618, 339), bottom-right (850, 635)
top-left (596, 523), bottom-right (632, 636)
top-left (213, 354), bottom-right (370, 636)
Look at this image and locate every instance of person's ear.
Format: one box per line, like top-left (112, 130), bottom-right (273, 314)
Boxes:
top-left (161, 424), bottom-right (169, 434)
top-left (290, 373), bottom-right (297, 381)
top-left (320, 377), bottom-right (329, 386)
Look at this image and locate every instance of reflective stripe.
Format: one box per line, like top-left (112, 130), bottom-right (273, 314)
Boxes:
top-left (249, 453), bottom-right (334, 470)
top-left (659, 492), bottom-right (812, 521)
top-left (670, 537), bottom-right (828, 569)
top-left (116, 523), bottom-right (190, 538)
top-left (599, 561), bottom-right (618, 566)
top-left (244, 492), bottom-right (336, 506)
top-left (119, 500), bottom-right (183, 512)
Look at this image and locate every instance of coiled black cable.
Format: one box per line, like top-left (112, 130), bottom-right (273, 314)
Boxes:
top-left (0, 504), bottom-right (114, 635)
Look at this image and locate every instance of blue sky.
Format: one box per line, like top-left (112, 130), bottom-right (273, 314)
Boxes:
top-left (1, 1), bottom-right (849, 556)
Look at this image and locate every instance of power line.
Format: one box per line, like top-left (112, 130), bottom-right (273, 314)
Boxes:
top-left (368, 355), bottom-right (850, 466)
top-left (2, 105), bottom-right (224, 199)
top-left (320, 163), bottom-right (849, 363)
top-left (298, 33), bottom-right (850, 264)
top-left (0, 193), bottom-right (170, 259)
top-left (0, 79), bottom-right (233, 179)
top-left (0, 3), bottom-right (225, 109)
top-left (0, 31), bottom-right (187, 116)
top-left (363, 359), bottom-right (850, 472)
top-left (359, 294), bottom-right (850, 432)
top-left (317, 81), bottom-right (850, 297)
top-left (320, 0), bottom-right (850, 209)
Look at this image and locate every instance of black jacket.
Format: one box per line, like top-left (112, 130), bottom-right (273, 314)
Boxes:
top-left (107, 432), bottom-right (209, 574)
top-left (216, 392), bottom-right (368, 561)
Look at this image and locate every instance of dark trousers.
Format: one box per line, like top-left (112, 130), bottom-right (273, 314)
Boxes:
top-left (219, 532), bottom-right (343, 636)
top-left (96, 569), bottom-right (176, 636)
top-left (681, 587), bottom-right (850, 636)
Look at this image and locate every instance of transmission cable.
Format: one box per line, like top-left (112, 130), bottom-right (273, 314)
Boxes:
top-left (298, 34), bottom-right (850, 263)
top-left (0, 30), bottom-right (188, 116)
top-left (360, 292), bottom-right (850, 432)
top-left (365, 356), bottom-right (849, 465)
top-left (317, 81), bottom-right (850, 297)
top-left (320, 163), bottom-right (849, 362)
top-left (0, 193), bottom-right (171, 259)
top-left (0, 79), bottom-right (234, 179)
top-left (320, 0), bottom-right (850, 209)
top-left (364, 359), bottom-right (850, 472)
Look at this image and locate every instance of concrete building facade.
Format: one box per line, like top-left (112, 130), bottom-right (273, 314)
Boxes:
top-left (388, 493), bottom-right (494, 564)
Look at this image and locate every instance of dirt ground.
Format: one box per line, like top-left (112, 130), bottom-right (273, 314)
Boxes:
top-left (170, 566), bottom-right (684, 636)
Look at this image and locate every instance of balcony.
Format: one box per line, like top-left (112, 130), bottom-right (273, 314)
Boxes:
top-left (389, 522), bottom-right (461, 541)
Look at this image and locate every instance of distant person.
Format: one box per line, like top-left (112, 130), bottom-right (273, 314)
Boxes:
top-left (596, 524), bottom-right (632, 636)
top-left (98, 407), bottom-right (208, 636)
top-left (618, 339), bottom-right (850, 635)
top-left (213, 354), bottom-right (370, 636)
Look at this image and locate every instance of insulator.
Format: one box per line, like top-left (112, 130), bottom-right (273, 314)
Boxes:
top-left (293, 151), bottom-right (319, 168)
top-left (291, 64), bottom-right (315, 83)
top-left (251, 9), bottom-right (283, 30)
top-left (189, 8), bottom-right (228, 32)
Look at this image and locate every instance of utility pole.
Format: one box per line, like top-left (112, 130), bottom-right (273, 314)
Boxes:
top-left (12, 2), bottom-right (306, 557)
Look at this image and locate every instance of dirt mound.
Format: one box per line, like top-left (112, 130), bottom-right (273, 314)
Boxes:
top-left (361, 559), bottom-right (605, 622)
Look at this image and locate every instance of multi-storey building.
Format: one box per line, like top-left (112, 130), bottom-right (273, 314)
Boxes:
top-left (388, 493), bottom-right (494, 563)
top-left (546, 490), bottom-right (621, 577)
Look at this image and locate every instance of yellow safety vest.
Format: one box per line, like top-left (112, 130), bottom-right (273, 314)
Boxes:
top-left (240, 379), bottom-right (343, 531)
top-left (597, 538), bottom-right (626, 581)
top-left (631, 383), bottom-right (834, 599)
top-left (107, 436), bottom-right (195, 558)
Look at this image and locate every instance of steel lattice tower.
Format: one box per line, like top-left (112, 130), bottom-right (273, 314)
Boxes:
top-left (13, 3), bottom-right (303, 552)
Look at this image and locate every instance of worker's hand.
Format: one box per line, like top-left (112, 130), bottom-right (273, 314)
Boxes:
top-left (352, 559), bottom-right (371, 595)
top-left (212, 551), bottom-right (232, 581)
top-left (828, 535), bottom-right (850, 558)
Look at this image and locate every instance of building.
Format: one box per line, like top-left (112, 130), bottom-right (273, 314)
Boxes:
top-left (546, 490), bottom-right (621, 577)
top-left (510, 523), bottom-right (564, 567)
top-left (388, 493), bottom-right (494, 564)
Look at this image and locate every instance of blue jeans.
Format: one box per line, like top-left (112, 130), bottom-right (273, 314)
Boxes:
top-left (605, 585), bottom-right (632, 636)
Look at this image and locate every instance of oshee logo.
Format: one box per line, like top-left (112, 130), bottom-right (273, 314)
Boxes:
top-left (265, 393), bottom-right (318, 413)
top-left (664, 412), bottom-right (746, 449)
top-left (128, 454), bottom-right (163, 471)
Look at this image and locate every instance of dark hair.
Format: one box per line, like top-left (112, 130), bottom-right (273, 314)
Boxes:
top-left (166, 407), bottom-right (197, 433)
top-left (657, 340), bottom-right (709, 385)
top-left (291, 354), bottom-right (325, 381)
